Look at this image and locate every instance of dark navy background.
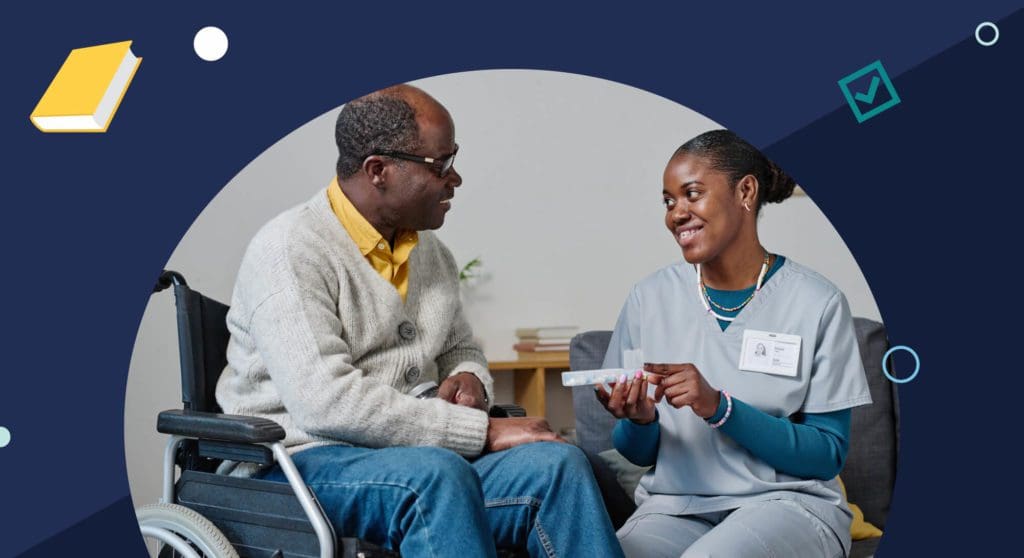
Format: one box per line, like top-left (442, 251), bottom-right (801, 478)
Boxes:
top-left (2, 2), bottom-right (1021, 555)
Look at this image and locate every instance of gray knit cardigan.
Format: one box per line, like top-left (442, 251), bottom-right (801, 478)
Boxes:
top-left (216, 188), bottom-right (493, 460)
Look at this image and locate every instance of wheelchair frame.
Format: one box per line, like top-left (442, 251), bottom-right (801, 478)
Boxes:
top-left (140, 270), bottom-right (524, 558)
top-left (141, 271), bottom-right (338, 558)
top-left (156, 435), bottom-right (334, 558)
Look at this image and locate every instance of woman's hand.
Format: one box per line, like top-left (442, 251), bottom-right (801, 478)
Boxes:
top-left (644, 363), bottom-right (720, 419)
top-left (595, 370), bottom-right (658, 424)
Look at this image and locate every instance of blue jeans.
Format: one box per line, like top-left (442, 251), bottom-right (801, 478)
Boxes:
top-left (257, 442), bottom-right (624, 558)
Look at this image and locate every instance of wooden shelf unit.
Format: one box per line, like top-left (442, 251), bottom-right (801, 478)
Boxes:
top-left (488, 358), bottom-right (570, 418)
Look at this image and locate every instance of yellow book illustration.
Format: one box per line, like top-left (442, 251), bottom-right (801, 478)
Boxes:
top-left (30, 40), bottom-right (142, 133)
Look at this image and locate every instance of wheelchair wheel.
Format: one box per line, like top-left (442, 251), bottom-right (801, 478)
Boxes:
top-left (137, 503), bottom-right (239, 558)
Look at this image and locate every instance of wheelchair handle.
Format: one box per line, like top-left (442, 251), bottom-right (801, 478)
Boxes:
top-left (154, 270), bottom-right (188, 293)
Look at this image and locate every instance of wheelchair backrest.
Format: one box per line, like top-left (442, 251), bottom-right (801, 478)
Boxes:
top-left (172, 282), bottom-right (231, 413)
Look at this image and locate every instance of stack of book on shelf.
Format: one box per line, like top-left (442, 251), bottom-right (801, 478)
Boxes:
top-left (513, 326), bottom-right (579, 361)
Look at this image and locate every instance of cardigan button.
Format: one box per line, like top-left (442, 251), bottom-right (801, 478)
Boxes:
top-left (398, 321), bottom-right (417, 341)
top-left (404, 366), bottom-right (421, 383)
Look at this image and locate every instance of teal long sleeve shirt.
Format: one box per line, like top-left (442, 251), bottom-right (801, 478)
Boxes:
top-left (612, 399), bottom-right (850, 480)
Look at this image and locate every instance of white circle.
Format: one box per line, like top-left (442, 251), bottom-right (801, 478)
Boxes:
top-left (0, 426), bottom-right (10, 448)
top-left (975, 21), bottom-right (999, 47)
top-left (194, 26), bottom-right (229, 61)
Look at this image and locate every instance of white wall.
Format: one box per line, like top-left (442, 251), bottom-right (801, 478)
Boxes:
top-left (125, 70), bottom-right (881, 511)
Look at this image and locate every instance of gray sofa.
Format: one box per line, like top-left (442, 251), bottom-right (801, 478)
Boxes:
top-left (571, 318), bottom-right (899, 558)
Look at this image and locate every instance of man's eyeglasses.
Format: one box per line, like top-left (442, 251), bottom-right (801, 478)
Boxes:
top-left (375, 144), bottom-right (459, 178)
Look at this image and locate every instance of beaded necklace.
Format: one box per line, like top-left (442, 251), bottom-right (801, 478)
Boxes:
top-left (696, 252), bottom-right (770, 323)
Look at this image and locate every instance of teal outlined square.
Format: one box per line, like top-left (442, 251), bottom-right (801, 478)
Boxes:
top-left (838, 60), bottom-right (901, 123)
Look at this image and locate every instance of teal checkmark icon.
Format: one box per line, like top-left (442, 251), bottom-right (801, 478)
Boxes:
top-left (838, 60), bottom-right (901, 123)
top-left (853, 76), bottom-right (881, 104)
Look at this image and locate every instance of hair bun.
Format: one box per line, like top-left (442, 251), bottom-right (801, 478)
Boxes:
top-left (764, 162), bottom-right (797, 204)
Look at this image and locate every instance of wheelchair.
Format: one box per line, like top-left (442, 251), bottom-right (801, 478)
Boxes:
top-left (138, 270), bottom-right (526, 558)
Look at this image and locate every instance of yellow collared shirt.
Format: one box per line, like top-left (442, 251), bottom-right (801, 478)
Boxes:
top-left (327, 178), bottom-right (418, 301)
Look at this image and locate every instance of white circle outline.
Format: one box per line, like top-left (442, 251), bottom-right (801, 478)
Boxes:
top-left (975, 21), bottom-right (999, 47)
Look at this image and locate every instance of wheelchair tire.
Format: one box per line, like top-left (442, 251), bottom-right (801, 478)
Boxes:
top-left (137, 503), bottom-right (239, 558)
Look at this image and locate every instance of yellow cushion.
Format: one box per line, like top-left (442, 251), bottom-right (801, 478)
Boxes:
top-left (837, 476), bottom-right (883, 540)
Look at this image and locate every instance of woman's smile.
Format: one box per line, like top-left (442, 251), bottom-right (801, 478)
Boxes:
top-left (675, 223), bottom-right (704, 248)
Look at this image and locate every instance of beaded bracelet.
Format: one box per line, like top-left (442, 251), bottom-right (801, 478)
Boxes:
top-left (708, 390), bottom-right (732, 429)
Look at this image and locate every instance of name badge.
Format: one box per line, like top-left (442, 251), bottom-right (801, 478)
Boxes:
top-left (738, 329), bottom-right (801, 377)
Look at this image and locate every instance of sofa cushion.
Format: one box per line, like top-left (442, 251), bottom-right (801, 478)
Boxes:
top-left (570, 331), bottom-right (617, 456)
top-left (842, 318), bottom-right (899, 530)
top-left (849, 536), bottom-right (881, 558)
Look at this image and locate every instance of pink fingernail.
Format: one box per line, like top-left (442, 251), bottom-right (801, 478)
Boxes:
top-left (634, 370), bottom-right (643, 380)
top-left (619, 374), bottom-right (628, 384)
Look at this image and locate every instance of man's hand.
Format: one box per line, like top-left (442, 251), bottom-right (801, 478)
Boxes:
top-left (486, 417), bottom-right (564, 452)
top-left (438, 372), bottom-right (488, 411)
top-left (644, 363), bottom-right (720, 419)
top-left (595, 370), bottom-right (658, 424)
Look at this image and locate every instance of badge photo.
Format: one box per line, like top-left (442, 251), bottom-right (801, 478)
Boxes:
top-left (738, 329), bottom-right (802, 377)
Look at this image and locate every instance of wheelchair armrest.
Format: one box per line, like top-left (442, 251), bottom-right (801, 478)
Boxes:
top-left (157, 409), bottom-right (286, 443)
top-left (489, 404), bottom-right (527, 418)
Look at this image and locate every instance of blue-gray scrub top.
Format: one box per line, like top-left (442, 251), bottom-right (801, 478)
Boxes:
top-left (603, 258), bottom-right (872, 551)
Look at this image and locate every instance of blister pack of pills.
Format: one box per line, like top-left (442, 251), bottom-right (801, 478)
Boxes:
top-left (561, 368), bottom-right (650, 387)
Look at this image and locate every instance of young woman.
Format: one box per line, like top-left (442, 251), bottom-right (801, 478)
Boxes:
top-left (597, 130), bottom-right (872, 557)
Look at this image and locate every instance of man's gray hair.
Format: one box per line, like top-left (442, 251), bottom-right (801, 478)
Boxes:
top-left (335, 92), bottom-right (421, 179)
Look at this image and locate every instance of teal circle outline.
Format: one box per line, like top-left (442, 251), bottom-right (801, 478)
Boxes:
top-left (0, 426), bottom-right (10, 448)
top-left (882, 345), bottom-right (920, 384)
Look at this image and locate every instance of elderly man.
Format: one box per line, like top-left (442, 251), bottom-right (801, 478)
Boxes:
top-left (216, 85), bottom-right (623, 557)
